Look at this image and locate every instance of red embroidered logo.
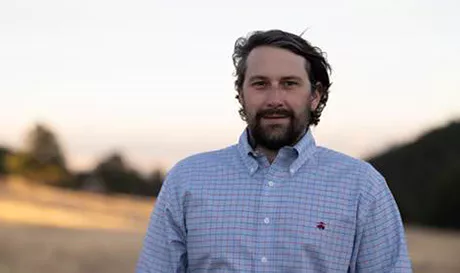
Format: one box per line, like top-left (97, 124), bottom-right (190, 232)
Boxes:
top-left (316, 221), bottom-right (326, 230)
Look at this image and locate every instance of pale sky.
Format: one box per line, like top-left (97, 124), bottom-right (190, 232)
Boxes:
top-left (1, 0), bottom-right (459, 173)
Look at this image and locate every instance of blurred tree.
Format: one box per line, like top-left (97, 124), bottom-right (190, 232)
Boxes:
top-left (429, 164), bottom-right (460, 229)
top-left (146, 168), bottom-right (165, 197)
top-left (93, 152), bottom-right (129, 193)
top-left (89, 152), bottom-right (166, 196)
top-left (93, 152), bottom-right (150, 195)
top-left (368, 120), bottom-right (460, 229)
top-left (5, 123), bottom-right (70, 186)
top-left (0, 146), bottom-right (12, 176)
top-left (25, 123), bottom-right (66, 168)
top-left (3, 123), bottom-right (166, 197)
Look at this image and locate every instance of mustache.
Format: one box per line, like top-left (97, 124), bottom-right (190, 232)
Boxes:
top-left (256, 108), bottom-right (294, 119)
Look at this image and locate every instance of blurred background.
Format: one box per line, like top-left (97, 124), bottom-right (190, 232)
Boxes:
top-left (1, 0), bottom-right (459, 272)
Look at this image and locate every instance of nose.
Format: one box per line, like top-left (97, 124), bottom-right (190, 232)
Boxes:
top-left (265, 84), bottom-right (284, 108)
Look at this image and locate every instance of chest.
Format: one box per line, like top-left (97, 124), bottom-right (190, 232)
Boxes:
top-left (184, 172), bottom-right (358, 271)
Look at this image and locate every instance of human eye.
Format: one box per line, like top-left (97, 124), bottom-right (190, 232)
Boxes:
top-left (281, 80), bottom-right (299, 88)
top-left (251, 80), bottom-right (268, 89)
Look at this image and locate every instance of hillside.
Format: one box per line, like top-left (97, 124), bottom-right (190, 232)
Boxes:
top-left (368, 120), bottom-right (460, 229)
top-left (0, 176), bottom-right (153, 230)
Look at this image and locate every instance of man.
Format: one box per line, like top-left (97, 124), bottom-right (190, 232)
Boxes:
top-left (136, 29), bottom-right (413, 272)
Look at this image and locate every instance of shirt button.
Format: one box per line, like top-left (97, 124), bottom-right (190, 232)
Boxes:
top-left (268, 181), bottom-right (274, 187)
top-left (264, 217), bottom-right (270, 224)
top-left (261, 257), bottom-right (268, 263)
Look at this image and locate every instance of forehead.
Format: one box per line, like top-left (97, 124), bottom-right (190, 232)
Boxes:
top-left (245, 46), bottom-right (308, 79)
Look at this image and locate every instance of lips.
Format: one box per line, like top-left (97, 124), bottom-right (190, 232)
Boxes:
top-left (263, 115), bottom-right (289, 119)
top-left (256, 109), bottom-right (293, 123)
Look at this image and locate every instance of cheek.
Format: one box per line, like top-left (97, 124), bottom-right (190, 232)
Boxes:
top-left (287, 96), bottom-right (309, 114)
top-left (243, 102), bottom-right (258, 118)
top-left (241, 93), bottom-right (264, 112)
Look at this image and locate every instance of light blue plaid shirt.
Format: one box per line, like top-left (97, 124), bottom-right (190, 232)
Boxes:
top-left (137, 129), bottom-right (412, 272)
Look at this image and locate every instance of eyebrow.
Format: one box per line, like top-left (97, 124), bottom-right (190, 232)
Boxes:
top-left (281, 76), bottom-right (303, 82)
top-left (247, 75), bottom-right (269, 82)
top-left (247, 75), bottom-right (304, 82)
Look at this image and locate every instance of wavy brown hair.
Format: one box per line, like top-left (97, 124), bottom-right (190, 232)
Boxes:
top-left (232, 29), bottom-right (332, 126)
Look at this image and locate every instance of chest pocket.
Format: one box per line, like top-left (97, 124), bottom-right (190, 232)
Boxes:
top-left (274, 206), bottom-right (357, 272)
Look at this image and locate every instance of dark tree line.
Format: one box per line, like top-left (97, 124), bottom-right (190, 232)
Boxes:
top-left (368, 120), bottom-right (460, 230)
top-left (1, 120), bottom-right (460, 229)
top-left (0, 123), bottom-right (164, 197)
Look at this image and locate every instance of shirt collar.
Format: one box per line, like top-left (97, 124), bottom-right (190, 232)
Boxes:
top-left (237, 127), bottom-right (317, 176)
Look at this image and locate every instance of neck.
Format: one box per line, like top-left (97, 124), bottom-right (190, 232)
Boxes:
top-left (255, 146), bottom-right (278, 163)
top-left (248, 127), bottom-right (308, 164)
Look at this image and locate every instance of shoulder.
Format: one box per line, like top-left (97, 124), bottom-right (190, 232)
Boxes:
top-left (314, 146), bottom-right (387, 194)
top-left (314, 146), bottom-right (371, 173)
top-left (173, 145), bottom-right (236, 171)
top-left (162, 145), bottom-right (237, 187)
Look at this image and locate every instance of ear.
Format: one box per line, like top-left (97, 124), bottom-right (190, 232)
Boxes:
top-left (310, 83), bottom-right (322, 111)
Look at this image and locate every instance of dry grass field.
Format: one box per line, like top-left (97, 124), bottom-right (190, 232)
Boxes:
top-left (0, 223), bottom-right (142, 273)
top-left (1, 176), bottom-right (459, 273)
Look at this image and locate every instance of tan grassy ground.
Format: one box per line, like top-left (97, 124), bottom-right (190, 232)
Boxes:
top-left (1, 176), bottom-right (460, 273)
top-left (0, 223), bottom-right (143, 273)
top-left (0, 177), bottom-right (153, 231)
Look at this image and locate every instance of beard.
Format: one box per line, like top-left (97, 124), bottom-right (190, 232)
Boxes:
top-left (246, 106), bottom-right (311, 151)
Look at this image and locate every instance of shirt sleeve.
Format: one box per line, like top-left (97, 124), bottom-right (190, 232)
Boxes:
top-left (349, 166), bottom-right (413, 273)
top-left (136, 174), bottom-right (187, 273)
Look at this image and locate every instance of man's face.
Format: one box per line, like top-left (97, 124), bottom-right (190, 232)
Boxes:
top-left (239, 46), bottom-right (320, 150)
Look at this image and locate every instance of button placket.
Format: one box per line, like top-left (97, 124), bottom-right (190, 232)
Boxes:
top-left (258, 171), bottom-right (276, 270)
